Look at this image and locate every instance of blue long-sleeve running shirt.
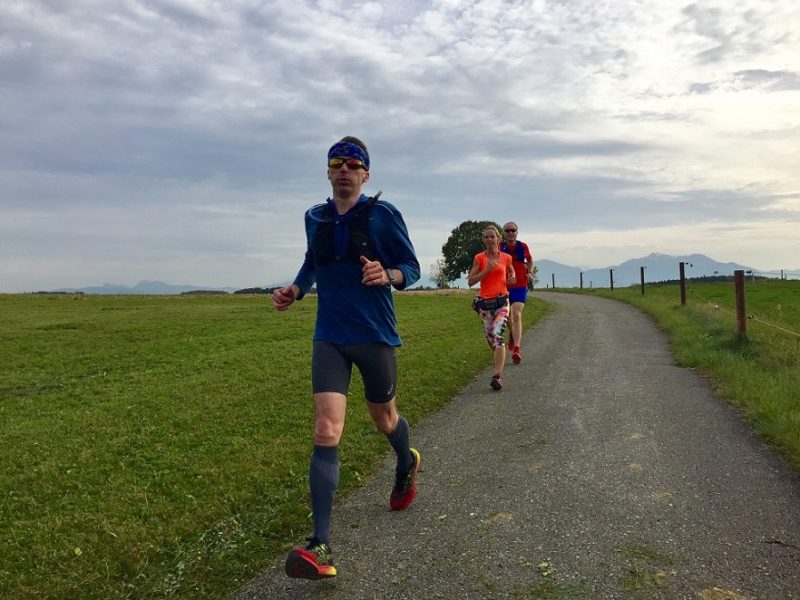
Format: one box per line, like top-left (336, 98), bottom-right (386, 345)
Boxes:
top-left (293, 194), bottom-right (420, 346)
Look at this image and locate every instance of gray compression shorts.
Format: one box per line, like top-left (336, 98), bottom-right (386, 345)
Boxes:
top-left (312, 340), bottom-right (398, 404)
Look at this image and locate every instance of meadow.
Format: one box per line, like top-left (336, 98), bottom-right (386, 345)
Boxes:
top-left (0, 291), bottom-right (546, 599)
top-left (559, 278), bottom-right (800, 471)
top-left (3, 281), bottom-right (798, 599)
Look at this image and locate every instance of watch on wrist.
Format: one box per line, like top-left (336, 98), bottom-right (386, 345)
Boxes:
top-left (385, 268), bottom-right (396, 286)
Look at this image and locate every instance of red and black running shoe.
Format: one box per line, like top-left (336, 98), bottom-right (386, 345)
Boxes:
top-left (285, 538), bottom-right (336, 579)
top-left (390, 448), bottom-right (421, 510)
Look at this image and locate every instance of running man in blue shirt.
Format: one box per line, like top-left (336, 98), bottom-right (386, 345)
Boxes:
top-left (272, 136), bottom-right (421, 580)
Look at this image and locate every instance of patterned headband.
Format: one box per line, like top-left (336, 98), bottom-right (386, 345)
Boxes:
top-left (327, 141), bottom-right (369, 171)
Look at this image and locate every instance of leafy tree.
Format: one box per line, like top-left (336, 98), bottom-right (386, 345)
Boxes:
top-left (440, 220), bottom-right (502, 282)
top-left (429, 258), bottom-right (450, 289)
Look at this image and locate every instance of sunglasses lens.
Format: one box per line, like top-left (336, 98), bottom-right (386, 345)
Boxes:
top-left (328, 158), bottom-right (364, 169)
top-left (505, 229), bottom-right (516, 233)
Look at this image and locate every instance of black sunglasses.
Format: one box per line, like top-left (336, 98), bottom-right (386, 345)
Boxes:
top-left (504, 228), bottom-right (517, 233)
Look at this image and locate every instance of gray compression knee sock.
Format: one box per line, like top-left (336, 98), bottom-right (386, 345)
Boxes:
top-left (309, 445), bottom-right (339, 545)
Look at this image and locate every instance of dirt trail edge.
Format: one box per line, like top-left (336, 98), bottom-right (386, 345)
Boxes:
top-left (232, 292), bottom-right (800, 600)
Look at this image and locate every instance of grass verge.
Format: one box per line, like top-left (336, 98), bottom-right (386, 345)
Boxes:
top-left (0, 291), bottom-right (546, 599)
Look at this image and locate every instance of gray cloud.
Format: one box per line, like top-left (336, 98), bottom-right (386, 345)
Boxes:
top-left (688, 82), bottom-right (715, 95)
top-left (1, 0), bottom-right (799, 291)
top-left (734, 69), bottom-right (800, 91)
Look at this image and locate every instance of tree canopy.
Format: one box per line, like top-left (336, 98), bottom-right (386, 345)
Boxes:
top-left (440, 220), bottom-right (502, 282)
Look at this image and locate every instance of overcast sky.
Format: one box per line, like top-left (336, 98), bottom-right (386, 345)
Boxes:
top-left (2, 0), bottom-right (798, 292)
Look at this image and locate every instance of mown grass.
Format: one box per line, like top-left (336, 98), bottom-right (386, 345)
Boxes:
top-left (554, 279), bottom-right (800, 470)
top-left (0, 291), bottom-right (546, 599)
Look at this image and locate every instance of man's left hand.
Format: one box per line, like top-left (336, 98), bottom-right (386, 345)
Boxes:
top-left (360, 256), bottom-right (389, 286)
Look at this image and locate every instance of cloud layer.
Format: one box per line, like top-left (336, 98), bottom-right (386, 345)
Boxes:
top-left (2, 0), bottom-right (799, 290)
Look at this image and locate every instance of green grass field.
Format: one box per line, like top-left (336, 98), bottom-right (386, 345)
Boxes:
top-left (554, 278), bottom-right (800, 471)
top-left (0, 291), bottom-right (546, 599)
top-left (4, 282), bottom-right (798, 599)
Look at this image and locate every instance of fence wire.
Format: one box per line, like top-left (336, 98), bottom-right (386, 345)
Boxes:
top-left (686, 284), bottom-right (800, 361)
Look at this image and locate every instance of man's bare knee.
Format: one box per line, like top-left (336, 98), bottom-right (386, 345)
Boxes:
top-left (368, 400), bottom-right (398, 434)
top-left (314, 420), bottom-right (343, 446)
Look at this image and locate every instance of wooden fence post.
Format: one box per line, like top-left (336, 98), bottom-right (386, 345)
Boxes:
top-left (734, 270), bottom-right (746, 336)
top-left (640, 266), bottom-right (645, 295)
top-left (609, 269), bottom-right (614, 292)
top-left (679, 262), bottom-right (686, 305)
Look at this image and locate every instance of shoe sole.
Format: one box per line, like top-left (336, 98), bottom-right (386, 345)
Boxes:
top-left (390, 448), bottom-right (420, 511)
top-left (512, 353), bottom-right (521, 364)
top-left (285, 548), bottom-right (337, 579)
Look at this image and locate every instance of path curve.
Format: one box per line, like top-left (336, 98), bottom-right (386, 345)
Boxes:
top-left (232, 292), bottom-right (800, 600)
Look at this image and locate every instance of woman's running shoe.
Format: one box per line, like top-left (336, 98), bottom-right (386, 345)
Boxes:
top-left (490, 374), bottom-right (503, 390)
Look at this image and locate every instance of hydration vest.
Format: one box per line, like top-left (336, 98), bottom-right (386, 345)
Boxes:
top-left (501, 241), bottom-right (526, 264)
top-left (312, 193), bottom-right (381, 265)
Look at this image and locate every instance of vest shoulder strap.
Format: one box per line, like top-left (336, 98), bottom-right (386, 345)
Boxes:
top-left (314, 192), bottom-right (383, 264)
top-left (502, 241), bottom-right (526, 263)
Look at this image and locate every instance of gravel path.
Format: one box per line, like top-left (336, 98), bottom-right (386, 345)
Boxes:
top-left (232, 292), bottom-right (800, 600)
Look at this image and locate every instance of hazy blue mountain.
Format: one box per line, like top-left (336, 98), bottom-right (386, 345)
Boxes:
top-left (534, 259), bottom-right (582, 288)
top-left (45, 253), bottom-right (794, 294)
top-left (53, 281), bottom-right (238, 295)
top-left (535, 253), bottom-right (756, 289)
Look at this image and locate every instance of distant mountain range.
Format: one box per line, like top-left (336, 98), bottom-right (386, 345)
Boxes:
top-left (45, 254), bottom-right (795, 295)
top-left (534, 253), bottom-right (788, 289)
top-left (53, 281), bottom-right (239, 295)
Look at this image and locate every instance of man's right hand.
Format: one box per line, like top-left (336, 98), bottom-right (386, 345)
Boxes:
top-left (272, 285), bottom-right (296, 311)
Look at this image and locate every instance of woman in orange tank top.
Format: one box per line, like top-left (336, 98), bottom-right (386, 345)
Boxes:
top-left (467, 225), bottom-right (516, 391)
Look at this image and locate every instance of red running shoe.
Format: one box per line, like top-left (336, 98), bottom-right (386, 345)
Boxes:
top-left (512, 346), bottom-right (521, 364)
top-left (285, 538), bottom-right (336, 579)
top-left (390, 448), bottom-right (421, 510)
